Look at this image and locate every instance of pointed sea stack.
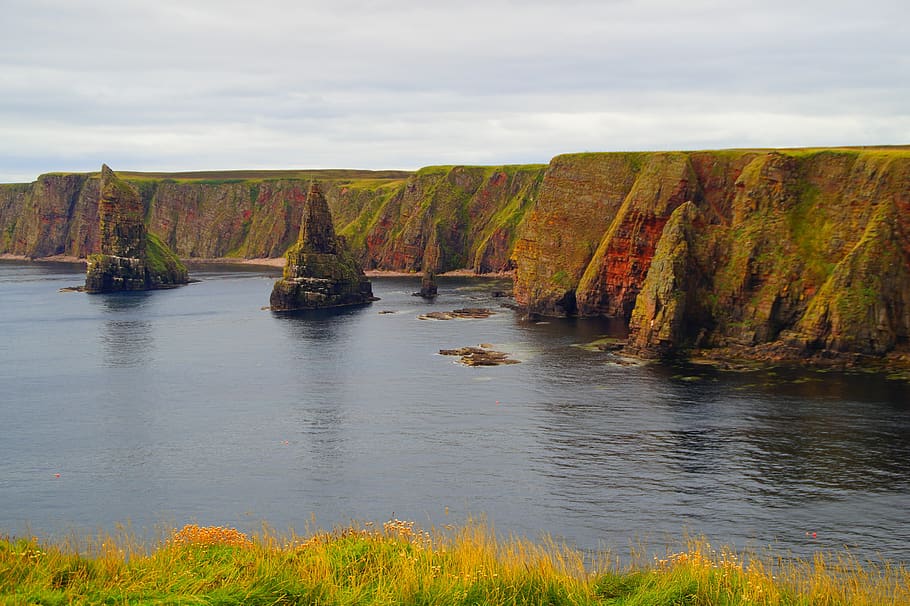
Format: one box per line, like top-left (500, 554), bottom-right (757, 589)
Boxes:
top-left (269, 181), bottom-right (375, 311)
top-left (84, 165), bottom-right (188, 293)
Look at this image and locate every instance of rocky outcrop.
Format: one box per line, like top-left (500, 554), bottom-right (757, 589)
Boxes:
top-left (787, 199), bottom-right (910, 354)
top-left (439, 345), bottom-right (520, 366)
top-left (512, 147), bottom-right (910, 361)
top-left (84, 165), bottom-right (188, 293)
top-left (625, 202), bottom-right (706, 357)
top-left (575, 153), bottom-right (700, 318)
top-left (269, 182), bottom-right (375, 311)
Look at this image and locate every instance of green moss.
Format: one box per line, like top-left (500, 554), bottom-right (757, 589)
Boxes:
top-left (145, 231), bottom-right (188, 285)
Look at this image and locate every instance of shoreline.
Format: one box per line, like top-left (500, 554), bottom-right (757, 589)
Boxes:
top-left (0, 253), bottom-right (515, 278)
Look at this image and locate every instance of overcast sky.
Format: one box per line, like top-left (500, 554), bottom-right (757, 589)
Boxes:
top-left (1, 0), bottom-right (907, 182)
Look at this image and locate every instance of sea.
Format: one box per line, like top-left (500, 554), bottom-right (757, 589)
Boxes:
top-left (1, 260), bottom-right (908, 564)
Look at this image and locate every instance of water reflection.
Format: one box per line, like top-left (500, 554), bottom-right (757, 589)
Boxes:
top-left (272, 307), bottom-right (371, 475)
top-left (272, 306), bottom-right (368, 343)
top-left (90, 292), bottom-right (155, 367)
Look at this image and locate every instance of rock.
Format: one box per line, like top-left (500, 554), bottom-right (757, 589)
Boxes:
top-left (269, 181), bottom-right (376, 311)
top-left (413, 268), bottom-right (438, 298)
top-left (439, 344), bottom-right (520, 366)
top-left (788, 200), bottom-right (910, 355)
top-left (418, 307), bottom-right (495, 320)
top-left (84, 165), bottom-right (188, 293)
top-left (625, 202), bottom-right (705, 358)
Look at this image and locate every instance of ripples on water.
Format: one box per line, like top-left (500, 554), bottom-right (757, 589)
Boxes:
top-left (1, 260), bottom-right (909, 564)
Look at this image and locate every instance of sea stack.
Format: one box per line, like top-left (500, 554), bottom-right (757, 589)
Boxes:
top-left (269, 181), bottom-right (376, 311)
top-left (84, 165), bottom-right (188, 293)
top-left (414, 267), bottom-right (438, 298)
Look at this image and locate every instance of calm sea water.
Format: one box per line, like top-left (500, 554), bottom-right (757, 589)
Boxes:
top-left (1, 260), bottom-right (909, 563)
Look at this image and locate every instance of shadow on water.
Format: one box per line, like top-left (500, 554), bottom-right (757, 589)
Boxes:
top-left (645, 361), bottom-right (910, 499)
top-left (89, 291), bottom-right (156, 368)
top-left (270, 304), bottom-right (372, 343)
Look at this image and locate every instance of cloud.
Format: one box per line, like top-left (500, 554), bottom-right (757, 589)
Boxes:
top-left (1, 0), bottom-right (907, 181)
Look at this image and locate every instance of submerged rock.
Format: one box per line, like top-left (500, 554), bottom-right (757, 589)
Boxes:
top-left (84, 165), bottom-right (188, 293)
top-left (418, 307), bottom-right (495, 320)
top-left (270, 181), bottom-right (376, 311)
top-left (439, 345), bottom-right (520, 366)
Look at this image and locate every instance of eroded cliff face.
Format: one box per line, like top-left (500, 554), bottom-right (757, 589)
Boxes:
top-left (0, 165), bottom-right (544, 276)
top-left (512, 148), bottom-right (910, 360)
top-left (356, 165), bottom-right (544, 273)
top-left (512, 153), bottom-right (641, 315)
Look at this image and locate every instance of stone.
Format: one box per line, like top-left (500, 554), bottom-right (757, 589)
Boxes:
top-left (84, 165), bottom-right (188, 293)
top-left (413, 268), bottom-right (438, 298)
top-left (269, 181), bottom-right (376, 311)
top-left (418, 307), bottom-right (494, 320)
top-left (439, 345), bottom-right (520, 366)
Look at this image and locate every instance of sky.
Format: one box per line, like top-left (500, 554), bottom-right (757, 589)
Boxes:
top-left (1, 0), bottom-right (908, 183)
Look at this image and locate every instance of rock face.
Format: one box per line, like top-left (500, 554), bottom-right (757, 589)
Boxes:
top-left (0, 165), bottom-right (544, 275)
top-left (84, 165), bottom-right (188, 293)
top-left (512, 148), bottom-right (910, 361)
top-left (269, 182), bottom-right (375, 311)
top-left (626, 202), bottom-right (706, 357)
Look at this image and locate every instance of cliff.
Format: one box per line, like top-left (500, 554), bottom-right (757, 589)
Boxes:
top-left (0, 165), bottom-right (543, 275)
top-left (3, 147), bottom-right (909, 361)
top-left (513, 147), bottom-right (910, 361)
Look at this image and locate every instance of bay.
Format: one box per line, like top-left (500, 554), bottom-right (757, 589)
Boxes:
top-left (1, 260), bottom-right (908, 563)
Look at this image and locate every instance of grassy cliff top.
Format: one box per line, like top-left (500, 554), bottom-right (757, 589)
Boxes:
top-left (554, 145), bottom-right (910, 162)
top-left (116, 168), bottom-right (415, 183)
top-left (15, 147), bottom-right (909, 186)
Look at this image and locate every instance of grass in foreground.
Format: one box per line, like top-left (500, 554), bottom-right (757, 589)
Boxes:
top-left (1, 520), bottom-right (907, 605)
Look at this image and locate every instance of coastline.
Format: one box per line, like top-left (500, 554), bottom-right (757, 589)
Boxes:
top-left (5, 253), bottom-right (906, 375)
top-left (1, 253), bottom-right (515, 279)
top-left (1, 253), bottom-right (86, 264)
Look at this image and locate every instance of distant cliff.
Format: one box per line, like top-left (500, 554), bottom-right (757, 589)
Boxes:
top-left (3, 147), bottom-right (909, 361)
top-left (0, 165), bottom-right (544, 275)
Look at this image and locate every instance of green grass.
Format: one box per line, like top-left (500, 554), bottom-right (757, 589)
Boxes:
top-left (117, 169), bottom-right (415, 183)
top-left (2, 521), bottom-right (906, 605)
top-left (145, 231), bottom-right (187, 283)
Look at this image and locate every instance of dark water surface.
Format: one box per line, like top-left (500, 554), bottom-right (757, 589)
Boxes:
top-left (2, 260), bottom-right (909, 563)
